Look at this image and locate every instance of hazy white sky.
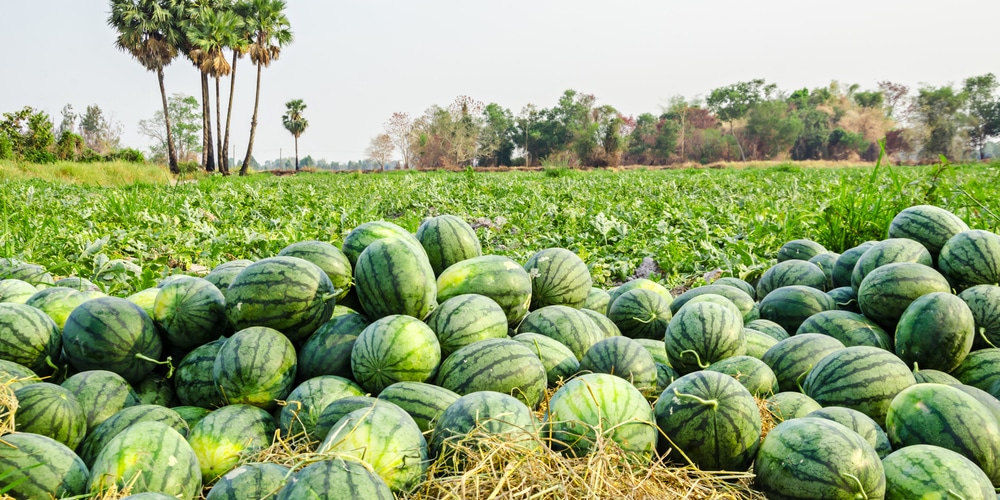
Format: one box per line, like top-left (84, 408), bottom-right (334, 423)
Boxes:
top-left (3, 0), bottom-right (999, 163)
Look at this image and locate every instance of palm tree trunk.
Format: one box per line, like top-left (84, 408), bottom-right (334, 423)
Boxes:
top-left (222, 52), bottom-right (238, 176)
top-left (157, 67), bottom-right (179, 174)
top-left (202, 71), bottom-right (216, 172)
top-left (294, 135), bottom-right (299, 171)
top-left (215, 76), bottom-right (225, 174)
top-left (240, 62), bottom-right (262, 176)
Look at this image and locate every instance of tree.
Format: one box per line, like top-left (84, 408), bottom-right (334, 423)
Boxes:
top-left (57, 105), bottom-right (76, 138)
top-left (877, 81), bottom-right (910, 121)
top-left (914, 85), bottom-right (966, 160)
top-left (222, 0), bottom-right (252, 174)
top-left (108, 0), bottom-right (182, 173)
top-left (79, 105), bottom-right (122, 154)
top-left (384, 112), bottom-right (414, 169)
top-left (745, 100), bottom-right (803, 159)
top-left (963, 73), bottom-right (1000, 159)
top-left (706, 79), bottom-right (776, 161)
top-left (138, 93), bottom-right (202, 163)
top-left (240, 0), bottom-right (293, 176)
top-left (281, 99), bottom-right (307, 171)
top-left (479, 103), bottom-right (516, 166)
top-left (366, 133), bottom-right (394, 172)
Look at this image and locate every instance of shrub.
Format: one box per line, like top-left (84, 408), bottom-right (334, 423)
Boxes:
top-left (23, 149), bottom-right (56, 164)
top-left (113, 148), bottom-right (145, 163)
top-left (0, 133), bottom-right (12, 160)
top-left (177, 161), bottom-right (201, 174)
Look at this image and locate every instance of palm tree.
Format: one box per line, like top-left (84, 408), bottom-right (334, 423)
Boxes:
top-left (239, 0), bottom-right (292, 176)
top-left (108, 0), bottom-right (181, 173)
top-left (175, 0), bottom-right (218, 172)
top-left (221, 1), bottom-right (251, 174)
top-left (282, 99), bottom-right (307, 171)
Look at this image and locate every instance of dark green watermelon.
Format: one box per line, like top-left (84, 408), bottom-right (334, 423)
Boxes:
top-left (524, 247), bottom-right (592, 310)
top-left (803, 346), bottom-right (916, 427)
top-left (511, 332), bottom-right (580, 387)
top-left (153, 276), bottom-right (229, 350)
top-left (424, 293), bottom-right (508, 357)
top-left (296, 306), bottom-right (369, 382)
top-left (952, 349), bottom-right (1000, 392)
top-left (213, 326), bottom-right (297, 411)
top-left (796, 310), bottom-right (891, 350)
top-left (517, 305), bottom-right (605, 360)
top-left (831, 241), bottom-right (876, 289)
top-left (960, 285), bottom-right (1000, 350)
top-left (578, 336), bottom-right (656, 393)
top-left (671, 284), bottom-right (757, 324)
top-left (913, 368), bottom-right (961, 384)
top-left (712, 277), bottom-right (756, 298)
top-left (607, 288), bottom-right (672, 340)
top-left (664, 301), bottom-right (745, 374)
top-left (888, 205), bottom-right (970, 261)
top-left (765, 392), bottom-right (823, 422)
top-left (805, 406), bottom-right (892, 459)
top-left (278, 375), bottom-right (365, 438)
top-left (60, 369), bottom-right (139, 433)
top-left (351, 314), bottom-right (441, 394)
top-left (0, 302), bottom-right (61, 375)
top-left (776, 239), bottom-right (827, 262)
top-left (0, 432), bottom-right (89, 500)
top-left (25, 286), bottom-right (87, 330)
top-left (435, 338), bottom-right (548, 409)
top-left (174, 337), bottom-right (227, 409)
top-left (354, 236), bottom-right (437, 320)
top-left (13, 382), bottom-right (87, 450)
top-left (78, 404), bottom-right (189, 467)
top-left (706, 355), bottom-right (779, 397)
top-left (744, 318), bottom-right (789, 341)
top-left (202, 259), bottom-right (253, 291)
top-left (895, 292), bottom-right (975, 372)
top-left (275, 458), bottom-right (392, 500)
top-left (826, 285), bottom-right (861, 313)
top-left (61, 296), bottom-right (164, 384)
top-left (431, 391), bottom-right (539, 459)
top-left (939, 230), bottom-right (1000, 290)
top-left (341, 220), bottom-right (422, 267)
top-left (756, 259), bottom-right (828, 300)
top-left (416, 214), bottom-right (483, 277)
top-left (857, 262), bottom-right (952, 330)
top-left (882, 444), bottom-right (995, 500)
top-left (851, 238), bottom-right (933, 291)
top-left (377, 381), bottom-right (461, 433)
top-left (312, 395), bottom-right (379, 441)
top-left (278, 240), bottom-right (353, 300)
top-left (758, 285), bottom-right (837, 335)
top-left (583, 287), bottom-right (611, 314)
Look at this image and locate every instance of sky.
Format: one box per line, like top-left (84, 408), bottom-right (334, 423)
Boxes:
top-left (3, 0), bottom-right (1000, 164)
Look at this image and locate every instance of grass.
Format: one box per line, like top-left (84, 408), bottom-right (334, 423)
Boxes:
top-left (0, 160), bottom-right (174, 186)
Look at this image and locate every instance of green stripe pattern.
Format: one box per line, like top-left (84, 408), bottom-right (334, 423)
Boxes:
top-left (0, 278), bottom-right (38, 303)
top-left (87, 421), bottom-right (202, 499)
top-left (187, 404), bottom-right (278, 482)
top-left (13, 382), bottom-right (87, 450)
top-left (706, 355), bottom-right (779, 397)
top-left (524, 247), bottom-right (592, 310)
top-left (607, 289), bottom-right (672, 340)
top-left (213, 326), bottom-right (297, 411)
top-left (831, 241), bottom-right (876, 288)
top-left (952, 349), bottom-right (1000, 391)
top-left (895, 292), bottom-right (975, 372)
top-left (580, 308), bottom-right (620, 337)
top-left (313, 396), bottom-right (378, 441)
top-left (959, 284), bottom-right (1000, 350)
top-left (583, 287), bottom-right (611, 314)
top-left (435, 338), bottom-right (548, 409)
top-left (297, 308), bottom-right (369, 382)
top-left (796, 310), bottom-right (891, 350)
top-left (803, 346), bottom-right (916, 427)
top-left (205, 463), bottom-right (290, 500)
top-left (175, 337), bottom-right (227, 409)
top-left (60, 369), bottom-right (139, 433)
top-left (278, 375), bottom-right (364, 438)
top-left (61, 296), bottom-right (163, 384)
top-left (512, 333), bottom-right (580, 388)
top-left (78, 404), bottom-right (189, 467)
top-left (341, 220), bottom-right (422, 268)
top-left (436, 255), bottom-right (533, 327)
top-left (761, 334), bottom-right (844, 393)
top-left (883, 444), bottom-right (995, 500)
top-left (0, 302), bottom-right (61, 375)
top-left (153, 276), bottom-right (229, 350)
top-left (518, 305), bottom-right (605, 359)
top-left (202, 259), bottom-right (253, 291)
top-left (351, 315), bottom-right (441, 395)
top-left (274, 458), bottom-right (393, 500)
top-left (776, 239), bottom-right (827, 262)
top-left (888, 204), bottom-right (970, 260)
top-left (431, 391), bottom-right (540, 459)
top-left (665, 301), bottom-right (745, 374)
top-left (805, 406), bottom-right (892, 459)
top-left (25, 286), bottom-right (87, 330)
top-left (416, 214), bottom-right (482, 277)
top-left (939, 229), bottom-right (1000, 290)
top-left (756, 259), bottom-right (828, 300)
top-left (425, 293), bottom-right (509, 357)
top-left (579, 336), bottom-right (656, 394)
top-left (0, 432), bottom-right (89, 499)
top-left (857, 262), bottom-right (952, 330)
top-left (758, 285), bottom-right (837, 335)
top-left (279, 240), bottom-right (353, 300)
top-left (851, 238), bottom-right (933, 291)
top-left (377, 381), bottom-right (460, 433)
top-left (765, 392), bottom-right (822, 422)
top-left (672, 284), bottom-right (758, 324)
top-left (354, 237), bottom-right (437, 320)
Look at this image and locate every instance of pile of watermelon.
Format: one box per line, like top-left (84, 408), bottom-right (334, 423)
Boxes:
top-left (0, 205), bottom-right (999, 499)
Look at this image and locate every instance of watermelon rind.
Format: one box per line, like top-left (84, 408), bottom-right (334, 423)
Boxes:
top-left (13, 382), bottom-right (87, 450)
top-left (354, 236), bottom-right (438, 320)
top-left (0, 302), bottom-right (61, 375)
top-left (0, 432), bottom-right (90, 500)
top-left (213, 326), bottom-right (297, 411)
top-left (894, 291), bottom-right (975, 372)
top-left (88, 421), bottom-right (202, 499)
top-left (377, 381), bottom-right (461, 433)
top-left (187, 404), bottom-right (278, 482)
top-left (278, 375), bottom-right (365, 438)
top-left (882, 444), bottom-right (995, 500)
top-left (278, 240), bottom-right (353, 300)
top-left (436, 255), bottom-right (533, 327)
top-left (275, 458), bottom-right (393, 500)
top-left (805, 406), bottom-right (893, 459)
top-left (351, 314), bottom-right (441, 395)
top-left (435, 338), bottom-right (548, 409)
top-left (524, 247), bottom-right (592, 310)
top-left (205, 463), bottom-right (290, 500)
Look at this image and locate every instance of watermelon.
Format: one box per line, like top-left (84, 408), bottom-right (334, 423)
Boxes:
top-left (826, 285), bottom-right (861, 313)
top-left (377, 381), bottom-right (461, 433)
top-left (809, 252), bottom-right (840, 289)
top-left (60, 370), bottom-right (139, 433)
top-left (0, 302), bottom-right (61, 375)
top-left (580, 307), bottom-right (622, 337)
top-left (545, 373), bottom-right (657, 462)
top-left (317, 400), bottom-right (428, 492)
top-left (805, 406), bottom-right (892, 459)
top-left (205, 463), bottom-right (290, 500)
top-left (424, 293), bottom-right (508, 357)
top-left (777, 239), bottom-right (827, 262)
top-left (187, 404), bottom-right (277, 482)
top-left (765, 392), bottom-right (823, 422)
top-left (0, 358), bottom-right (39, 390)
top-left (912, 368), bottom-right (961, 384)
top-left (275, 458), bottom-right (392, 500)
top-left (671, 284), bottom-right (758, 324)
top-left (796, 310), bottom-right (891, 350)
top-left (607, 278), bottom-right (672, 309)
top-left (524, 247), bottom-right (592, 310)
top-left (960, 285), bottom-right (1000, 349)
top-left (13, 382), bottom-right (86, 450)
top-left (681, 293), bottom-right (743, 322)
top-left (857, 262), bottom-right (951, 329)
top-left (172, 406), bottom-right (212, 429)
top-left (889, 205), bottom-right (970, 260)
top-left (803, 346), bottom-right (916, 427)
top-left (0, 432), bottom-right (89, 500)
top-left (278, 240), bottom-right (353, 300)
top-left (341, 220), bottom-right (422, 267)
top-left (758, 285), bottom-right (837, 335)
top-left (952, 349), bottom-right (1000, 392)
top-left (213, 326), bottom-right (297, 411)
top-left (744, 328), bottom-right (779, 359)
top-left (354, 236), bottom-right (437, 320)
top-left (882, 444), bottom-right (995, 500)
top-left (706, 355), bottom-right (779, 397)
top-left (952, 384), bottom-right (1000, 428)
top-left (851, 238), bottom-right (934, 291)
top-left (24, 287), bottom-right (87, 330)
top-left (634, 338), bottom-right (669, 365)
top-left (278, 375), bottom-right (365, 438)
top-left (202, 259), bottom-right (253, 291)
top-left (578, 336), bottom-right (657, 393)
top-left (431, 391), bottom-right (539, 459)
top-left (61, 296), bottom-right (163, 384)
top-left (886, 383), bottom-right (1000, 486)
top-left (224, 256), bottom-right (336, 342)
top-left (712, 276), bottom-right (756, 298)
top-left (436, 255), bottom-right (533, 327)
top-left (655, 362), bottom-right (679, 392)
top-left (745, 318), bottom-right (789, 341)
top-left (54, 276), bottom-right (102, 292)
top-left (174, 337), bottom-right (227, 409)
top-left (654, 370), bottom-right (761, 471)
top-left (583, 287), bottom-right (611, 314)
top-left (517, 305), bottom-right (604, 360)
top-left (754, 418), bottom-right (885, 499)
top-left (607, 288), bottom-right (672, 340)
top-left (832, 241), bottom-right (876, 288)
top-left (2, 263), bottom-right (54, 287)
top-left (939, 229), bottom-right (1000, 290)
top-left (153, 276), bottom-right (229, 350)
top-left (416, 214), bottom-right (482, 277)
top-left (297, 306), bottom-right (369, 382)
top-left (895, 292), bottom-right (975, 372)
top-left (351, 314), bottom-right (441, 394)
top-left (88, 421), bottom-right (202, 499)
top-left (78, 404), bottom-right (189, 467)
top-left (435, 338), bottom-right (547, 409)
top-left (126, 287), bottom-right (160, 318)
top-left (511, 332), bottom-right (580, 387)
top-left (756, 259), bottom-right (828, 300)
top-left (312, 395), bottom-right (378, 441)
top-left (0, 278), bottom-right (38, 303)
top-left (664, 301), bottom-right (745, 374)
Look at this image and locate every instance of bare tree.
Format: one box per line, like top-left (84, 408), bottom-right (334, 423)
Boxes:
top-left (384, 112), bottom-right (413, 169)
top-left (366, 133), bottom-right (395, 172)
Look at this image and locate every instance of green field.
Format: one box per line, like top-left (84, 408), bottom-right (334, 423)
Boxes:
top-left (2, 161), bottom-right (995, 295)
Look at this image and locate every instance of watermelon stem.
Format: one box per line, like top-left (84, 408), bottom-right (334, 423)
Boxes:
top-left (679, 350), bottom-right (710, 369)
top-left (43, 355), bottom-right (66, 382)
top-left (134, 354), bottom-right (174, 379)
top-left (671, 388), bottom-right (719, 410)
top-left (795, 364), bottom-right (813, 393)
top-left (630, 313), bottom-right (658, 324)
top-left (840, 472), bottom-right (868, 499)
top-left (979, 328), bottom-right (997, 349)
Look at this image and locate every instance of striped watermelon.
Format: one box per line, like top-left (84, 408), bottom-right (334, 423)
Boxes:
top-left (153, 276), bottom-right (229, 350)
top-left (88, 421), bottom-right (202, 499)
top-left (939, 229), bottom-right (1000, 290)
top-left (886, 383), bottom-right (1000, 486)
top-left (671, 284), bottom-right (758, 324)
top-left (851, 238), bottom-right (933, 291)
top-left (126, 287), bottom-right (160, 318)
top-left (578, 336), bottom-right (656, 393)
top-left (960, 285), bottom-right (1000, 349)
top-left (895, 292), bottom-right (975, 372)
top-left (0, 302), bottom-right (61, 375)
top-left (213, 326), bottom-right (297, 411)
top-left (826, 285), bottom-right (861, 313)
top-left (517, 305), bottom-right (604, 360)
top-left (312, 395), bottom-right (378, 440)
top-left (135, 374), bottom-right (176, 407)
top-left (511, 332), bottom-right (580, 387)
top-left (2, 263), bottom-right (54, 287)
top-left (857, 262), bottom-right (951, 329)
top-left (754, 418), bottom-right (885, 499)
top-left (416, 214), bottom-right (482, 277)
top-left (351, 314), bottom-right (441, 394)
top-left (436, 255), bottom-right (533, 327)
top-left (205, 463), bottom-right (289, 500)
top-left (580, 307), bottom-right (622, 337)
top-left (377, 381), bottom-right (461, 433)
top-left (744, 318), bottom-right (789, 341)
top-left (634, 338), bottom-right (669, 365)
top-left (952, 384), bottom-right (1000, 427)
top-left (60, 370), bottom-right (139, 433)
top-left (317, 400), bottom-right (428, 492)
top-left (524, 247), bottom-right (592, 309)
top-left (912, 368), bottom-right (961, 384)
top-left (809, 252), bottom-right (840, 289)
top-left (806, 406), bottom-right (892, 459)
top-left (655, 362), bottom-right (679, 392)
top-left (13, 382), bottom-right (86, 450)
top-left (354, 236), bottom-right (437, 320)
top-left (174, 337), bottom-right (226, 409)
top-left (777, 238), bottom-right (827, 262)
top-left (62, 296), bottom-right (163, 384)
top-left (882, 444), bottom-right (995, 500)
top-left (756, 259), bottom-right (828, 300)
top-left (202, 259), bottom-right (253, 291)
top-left (664, 301), bottom-right (745, 374)
top-left (25, 287), bottom-right (87, 330)
top-left (607, 278), bottom-right (672, 309)
top-left (744, 329), bottom-right (779, 359)
top-left (278, 375), bottom-right (365, 438)
top-left (888, 205), bottom-right (970, 260)
top-left (172, 406), bottom-right (211, 430)
top-left (435, 338), bottom-right (548, 409)
top-left (765, 392), bottom-right (822, 422)
top-left (278, 240), bottom-right (353, 300)
top-left (275, 458), bottom-right (392, 500)
top-left (0, 358), bottom-right (39, 390)
top-left (54, 276), bottom-right (102, 293)
top-left (341, 220), bottom-right (422, 267)
top-left (225, 256), bottom-right (336, 342)
top-left (424, 293), bottom-right (508, 357)
top-left (187, 404), bottom-right (277, 482)
top-left (952, 349), bottom-right (1000, 392)
top-left (803, 346), bottom-right (916, 426)
top-left (682, 293), bottom-right (743, 323)
top-left (712, 276), bottom-right (756, 298)
top-left (583, 287), bottom-right (611, 314)
top-left (654, 370), bottom-right (761, 471)
top-left (796, 310), bottom-right (891, 350)
top-left (0, 278), bottom-right (38, 303)
top-left (832, 241), bottom-right (876, 288)
top-left (706, 355), bottom-right (779, 397)
top-left (431, 391), bottom-right (540, 459)
top-left (78, 404), bottom-right (188, 467)
top-left (545, 373), bottom-right (657, 462)
top-left (607, 288), bottom-right (672, 340)
top-left (758, 285), bottom-right (837, 335)
top-left (297, 306), bottom-right (369, 382)
top-left (0, 432), bottom-right (89, 500)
